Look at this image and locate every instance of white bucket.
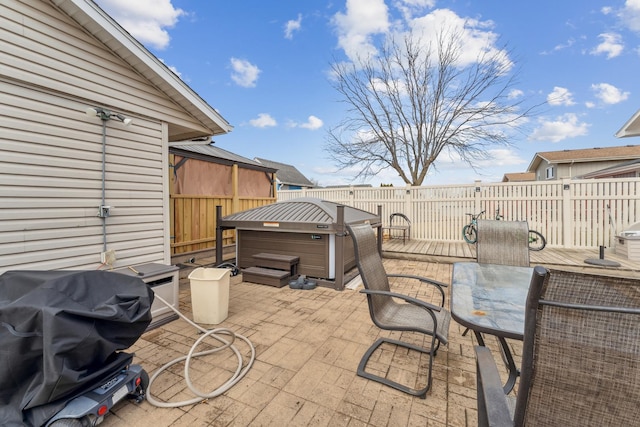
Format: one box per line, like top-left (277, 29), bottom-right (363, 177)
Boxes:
top-left (187, 267), bottom-right (230, 324)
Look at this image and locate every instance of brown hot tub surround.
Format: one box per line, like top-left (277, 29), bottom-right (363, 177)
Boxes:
top-left (216, 198), bottom-right (382, 290)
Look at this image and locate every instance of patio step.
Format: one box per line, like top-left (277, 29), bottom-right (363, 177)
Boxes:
top-left (242, 266), bottom-right (290, 287)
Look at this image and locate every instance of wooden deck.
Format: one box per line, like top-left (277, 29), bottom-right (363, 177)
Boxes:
top-left (382, 238), bottom-right (640, 278)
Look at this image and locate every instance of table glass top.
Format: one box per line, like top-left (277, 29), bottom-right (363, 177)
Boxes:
top-left (451, 262), bottom-right (534, 339)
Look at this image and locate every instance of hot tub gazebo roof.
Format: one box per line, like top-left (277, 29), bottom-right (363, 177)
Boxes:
top-left (218, 197), bottom-right (382, 232)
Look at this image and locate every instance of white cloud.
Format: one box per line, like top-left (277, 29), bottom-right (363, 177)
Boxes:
top-left (409, 9), bottom-right (513, 71)
top-left (591, 83), bottom-right (630, 104)
top-left (284, 14), bottom-right (302, 39)
top-left (619, 0), bottom-right (640, 32)
top-left (547, 86), bottom-right (575, 106)
top-left (553, 38), bottom-right (576, 53)
top-left (508, 89), bottom-right (524, 99)
top-left (590, 33), bottom-right (624, 59)
top-left (230, 58), bottom-right (261, 87)
top-left (400, 0), bottom-right (436, 7)
top-left (249, 113), bottom-right (277, 128)
top-left (529, 113), bottom-right (590, 142)
top-left (331, 4), bottom-right (511, 72)
top-left (297, 116), bottom-right (324, 130)
top-left (95, 0), bottom-right (184, 50)
top-left (394, 0), bottom-right (436, 21)
top-left (476, 148), bottom-right (527, 168)
top-left (331, 0), bottom-right (390, 61)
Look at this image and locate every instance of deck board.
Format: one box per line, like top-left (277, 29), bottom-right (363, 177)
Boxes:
top-left (382, 238), bottom-right (640, 277)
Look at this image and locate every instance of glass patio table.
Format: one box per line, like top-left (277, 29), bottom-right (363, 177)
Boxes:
top-left (450, 262), bottom-right (534, 393)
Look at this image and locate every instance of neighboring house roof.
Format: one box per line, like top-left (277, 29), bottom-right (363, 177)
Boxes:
top-left (502, 172), bottom-right (536, 182)
top-left (254, 158), bottom-right (314, 187)
top-left (616, 109), bottom-right (640, 138)
top-left (169, 144), bottom-right (276, 172)
top-left (527, 145), bottom-right (640, 172)
top-left (52, 0), bottom-right (233, 139)
top-left (578, 159), bottom-right (640, 179)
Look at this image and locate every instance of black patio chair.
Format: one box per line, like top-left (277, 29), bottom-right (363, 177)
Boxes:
top-left (347, 223), bottom-right (450, 398)
top-left (475, 266), bottom-right (640, 426)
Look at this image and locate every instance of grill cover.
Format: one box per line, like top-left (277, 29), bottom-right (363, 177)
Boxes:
top-left (0, 270), bottom-right (154, 426)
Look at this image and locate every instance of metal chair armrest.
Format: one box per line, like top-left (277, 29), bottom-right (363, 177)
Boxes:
top-left (359, 289), bottom-right (442, 312)
top-left (475, 346), bottom-right (513, 427)
top-left (387, 274), bottom-right (447, 306)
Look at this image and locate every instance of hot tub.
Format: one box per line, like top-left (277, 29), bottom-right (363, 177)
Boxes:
top-left (219, 198), bottom-right (381, 288)
top-left (615, 222), bottom-right (640, 261)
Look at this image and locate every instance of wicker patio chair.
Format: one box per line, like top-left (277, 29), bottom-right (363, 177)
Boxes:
top-left (347, 223), bottom-right (451, 398)
top-left (475, 266), bottom-right (640, 427)
top-left (476, 219), bottom-right (529, 267)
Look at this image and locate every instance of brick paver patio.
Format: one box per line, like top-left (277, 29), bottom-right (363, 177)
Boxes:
top-left (103, 259), bottom-right (517, 426)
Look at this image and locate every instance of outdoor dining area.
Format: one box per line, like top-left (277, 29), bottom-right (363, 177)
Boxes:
top-left (103, 219), bottom-right (640, 427)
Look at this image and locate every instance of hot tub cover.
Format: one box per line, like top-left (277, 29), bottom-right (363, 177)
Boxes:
top-left (0, 270), bottom-right (154, 426)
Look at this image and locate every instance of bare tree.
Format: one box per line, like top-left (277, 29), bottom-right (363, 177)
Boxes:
top-left (326, 29), bottom-right (536, 185)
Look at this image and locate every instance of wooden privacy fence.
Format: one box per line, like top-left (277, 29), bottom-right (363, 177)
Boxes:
top-left (170, 195), bottom-right (276, 255)
top-left (278, 178), bottom-right (640, 249)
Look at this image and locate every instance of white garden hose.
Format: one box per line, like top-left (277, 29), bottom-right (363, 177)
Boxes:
top-left (144, 293), bottom-right (255, 408)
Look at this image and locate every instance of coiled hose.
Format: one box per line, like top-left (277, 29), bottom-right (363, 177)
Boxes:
top-left (144, 293), bottom-right (255, 408)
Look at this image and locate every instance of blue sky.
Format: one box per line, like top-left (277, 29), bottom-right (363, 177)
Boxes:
top-left (95, 0), bottom-right (640, 187)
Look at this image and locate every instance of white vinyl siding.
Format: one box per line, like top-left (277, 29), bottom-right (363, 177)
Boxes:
top-left (1, 80), bottom-right (166, 271)
top-left (1, 0), bottom-right (212, 139)
top-left (1, 0), bottom-right (228, 273)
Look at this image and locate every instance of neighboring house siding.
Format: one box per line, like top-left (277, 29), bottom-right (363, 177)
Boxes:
top-left (1, 1), bottom-right (210, 139)
top-left (557, 161), bottom-right (627, 179)
top-left (282, 184), bottom-right (302, 190)
top-left (533, 164), bottom-right (549, 180)
top-left (534, 160), bottom-right (637, 180)
top-left (1, 81), bottom-right (166, 271)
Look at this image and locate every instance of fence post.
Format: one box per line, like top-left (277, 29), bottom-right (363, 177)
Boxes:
top-left (474, 180), bottom-right (483, 214)
top-left (335, 205), bottom-right (345, 291)
top-left (405, 185), bottom-right (412, 221)
top-left (232, 164), bottom-right (239, 213)
top-left (562, 178), bottom-right (573, 248)
top-left (215, 205), bottom-right (223, 265)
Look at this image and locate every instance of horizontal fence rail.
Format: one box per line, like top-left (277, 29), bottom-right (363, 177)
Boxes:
top-left (278, 178), bottom-right (640, 249)
top-left (170, 195), bottom-right (276, 254)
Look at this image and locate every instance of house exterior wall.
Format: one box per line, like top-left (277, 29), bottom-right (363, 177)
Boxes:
top-left (1, 1), bottom-right (211, 139)
top-left (0, 1), bottom-right (209, 272)
top-left (534, 160), bottom-right (634, 180)
top-left (1, 80), bottom-right (167, 272)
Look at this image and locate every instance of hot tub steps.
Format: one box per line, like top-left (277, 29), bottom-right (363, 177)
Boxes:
top-left (242, 266), bottom-right (290, 287)
top-left (253, 253), bottom-right (300, 276)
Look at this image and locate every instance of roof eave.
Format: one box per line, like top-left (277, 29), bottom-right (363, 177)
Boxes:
top-left (616, 109), bottom-right (640, 138)
top-left (526, 154), bottom-right (547, 172)
top-left (54, 0), bottom-right (233, 136)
